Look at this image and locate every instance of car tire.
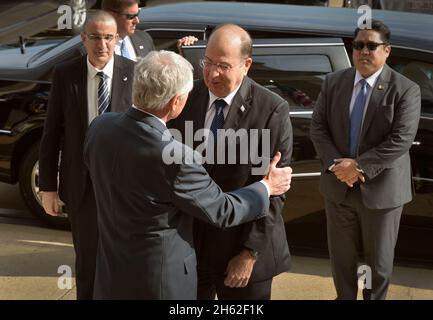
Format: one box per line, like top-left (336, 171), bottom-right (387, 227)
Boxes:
top-left (18, 142), bottom-right (70, 230)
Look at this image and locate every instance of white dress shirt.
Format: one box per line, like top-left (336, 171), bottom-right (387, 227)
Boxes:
top-left (203, 84), bottom-right (242, 140)
top-left (115, 36), bottom-right (137, 61)
top-left (349, 67), bottom-right (384, 125)
top-left (86, 56), bottom-right (114, 125)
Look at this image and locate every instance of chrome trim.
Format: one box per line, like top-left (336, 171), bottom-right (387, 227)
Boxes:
top-left (413, 177), bottom-right (433, 183)
top-left (421, 116), bottom-right (433, 120)
top-left (412, 141), bottom-right (421, 146)
top-left (252, 43), bottom-right (345, 48)
top-left (292, 172), bottom-right (321, 178)
top-left (0, 130), bottom-right (12, 135)
top-left (392, 45), bottom-right (433, 55)
top-left (290, 111), bottom-right (313, 116)
top-left (143, 28), bottom-right (204, 33)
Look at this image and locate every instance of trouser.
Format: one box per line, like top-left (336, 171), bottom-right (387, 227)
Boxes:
top-left (325, 187), bottom-right (402, 300)
top-left (197, 265), bottom-right (272, 300)
top-left (67, 181), bottom-right (98, 300)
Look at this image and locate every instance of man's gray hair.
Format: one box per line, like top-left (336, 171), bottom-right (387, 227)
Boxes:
top-left (83, 10), bottom-right (117, 32)
top-left (133, 50), bottom-right (194, 112)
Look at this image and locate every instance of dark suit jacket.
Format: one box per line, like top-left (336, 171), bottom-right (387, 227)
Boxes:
top-left (130, 30), bottom-right (155, 58)
top-left (83, 107), bottom-right (270, 299)
top-left (170, 76), bottom-right (293, 282)
top-left (310, 64), bottom-right (421, 209)
top-left (39, 55), bottom-right (135, 211)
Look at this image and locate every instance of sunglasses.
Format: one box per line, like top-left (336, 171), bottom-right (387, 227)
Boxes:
top-left (112, 10), bottom-right (140, 20)
top-left (352, 41), bottom-right (388, 51)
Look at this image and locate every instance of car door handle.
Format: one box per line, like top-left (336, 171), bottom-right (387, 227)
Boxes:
top-left (412, 141), bottom-right (421, 146)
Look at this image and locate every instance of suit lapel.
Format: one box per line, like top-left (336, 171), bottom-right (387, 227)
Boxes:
top-left (111, 56), bottom-right (131, 112)
top-left (224, 77), bottom-right (252, 130)
top-left (359, 65), bottom-right (391, 142)
top-left (73, 56), bottom-right (88, 130)
top-left (339, 68), bottom-right (356, 152)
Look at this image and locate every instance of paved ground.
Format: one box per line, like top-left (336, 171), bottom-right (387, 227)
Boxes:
top-left (1, 221), bottom-right (433, 300)
top-left (1, 182), bottom-right (433, 300)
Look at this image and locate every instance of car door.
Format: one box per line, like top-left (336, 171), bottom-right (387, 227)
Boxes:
top-left (182, 38), bottom-right (352, 253)
top-left (386, 47), bottom-right (433, 265)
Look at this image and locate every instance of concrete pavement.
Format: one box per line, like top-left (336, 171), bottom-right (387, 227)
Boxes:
top-left (1, 222), bottom-right (433, 300)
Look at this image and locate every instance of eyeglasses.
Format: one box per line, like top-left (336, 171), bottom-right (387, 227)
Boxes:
top-left (199, 58), bottom-right (243, 73)
top-left (352, 41), bottom-right (388, 51)
top-left (86, 33), bottom-right (116, 42)
top-left (111, 9), bottom-right (140, 20)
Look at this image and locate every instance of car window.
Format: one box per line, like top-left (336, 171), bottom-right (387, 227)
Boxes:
top-left (249, 54), bottom-right (331, 110)
top-left (385, 50), bottom-right (433, 118)
top-left (145, 29), bottom-right (204, 52)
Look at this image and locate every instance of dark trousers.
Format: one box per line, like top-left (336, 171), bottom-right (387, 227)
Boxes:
top-left (197, 265), bottom-right (272, 300)
top-left (325, 187), bottom-right (402, 300)
top-left (67, 180), bottom-right (98, 300)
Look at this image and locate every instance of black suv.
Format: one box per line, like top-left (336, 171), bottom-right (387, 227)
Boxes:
top-left (0, 2), bottom-right (432, 266)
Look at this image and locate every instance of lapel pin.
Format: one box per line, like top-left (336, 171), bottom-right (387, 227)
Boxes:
top-left (378, 84), bottom-right (384, 90)
top-left (123, 77), bottom-right (128, 81)
top-left (139, 45), bottom-right (144, 49)
top-left (240, 105), bottom-right (245, 112)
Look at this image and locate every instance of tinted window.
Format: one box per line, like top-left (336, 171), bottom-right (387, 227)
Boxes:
top-left (387, 50), bottom-right (433, 118)
top-left (249, 54), bottom-right (332, 110)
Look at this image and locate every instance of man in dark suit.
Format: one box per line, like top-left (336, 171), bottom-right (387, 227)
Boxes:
top-left (101, 0), bottom-right (154, 60)
top-left (39, 11), bottom-right (135, 300)
top-left (170, 24), bottom-right (293, 300)
top-left (310, 20), bottom-right (421, 300)
top-left (83, 50), bottom-right (293, 299)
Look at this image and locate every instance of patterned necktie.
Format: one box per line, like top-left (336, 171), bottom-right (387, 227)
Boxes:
top-left (210, 99), bottom-right (227, 141)
top-left (97, 72), bottom-right (110, 115)
top-left (349, 79), bottom-right (368, 158)
top-left (120, 40), bottom-right (132, 60)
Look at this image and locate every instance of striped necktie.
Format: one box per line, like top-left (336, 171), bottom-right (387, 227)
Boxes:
top-left (97, 72), bottom-right (110, 115)
top-left (349, 79), bottom-right (368, 158)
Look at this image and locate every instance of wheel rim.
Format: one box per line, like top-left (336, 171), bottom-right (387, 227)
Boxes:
top-left (31, 160), bottom-right (68, 218)
top-left (31, 160), bottom-right (43, 207)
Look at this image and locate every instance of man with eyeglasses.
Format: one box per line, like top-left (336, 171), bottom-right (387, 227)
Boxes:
top-left (39, 10), bottom-right (135, 300)
top-left (170, 24), bottom-right (293, 300)
top-left (310, 19), bottom-right (421, 300)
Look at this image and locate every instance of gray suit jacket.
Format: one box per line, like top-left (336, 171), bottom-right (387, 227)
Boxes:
top-left (310, 64), bottom-right (421, 209)
top-left (83, 107), bottom-right (270, 299)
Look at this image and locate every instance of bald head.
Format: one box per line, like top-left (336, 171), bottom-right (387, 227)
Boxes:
top-left (83, 10), bottom-right (117, 33)
top-left (208, 24), bottom-right (252, 59)
top-left (203, 24), bottom-right (253, 97)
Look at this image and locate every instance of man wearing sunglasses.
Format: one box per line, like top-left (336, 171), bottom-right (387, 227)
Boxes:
top-left (101, 0), bottom-right (154, 61)
top-left (311, 20), bottom-right (421, 300)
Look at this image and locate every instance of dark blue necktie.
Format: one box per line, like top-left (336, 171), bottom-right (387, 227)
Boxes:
top-left (210, 99), bottom-right (227, 141)
top-left (97, 72), bottom-right (110, 115)
top-left (349, 79), bottom-right (368, 158)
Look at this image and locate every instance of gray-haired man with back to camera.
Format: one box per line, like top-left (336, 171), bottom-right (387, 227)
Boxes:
top-left (83, 50), bottom-right (292, 299)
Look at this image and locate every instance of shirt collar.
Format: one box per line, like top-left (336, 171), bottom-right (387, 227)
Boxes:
top-left (87, 55), bottom-right (115, 79)
top-left (354, 66), bottom-right (384, 89)
top-left (207, 82), bottom-right (242, 111)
